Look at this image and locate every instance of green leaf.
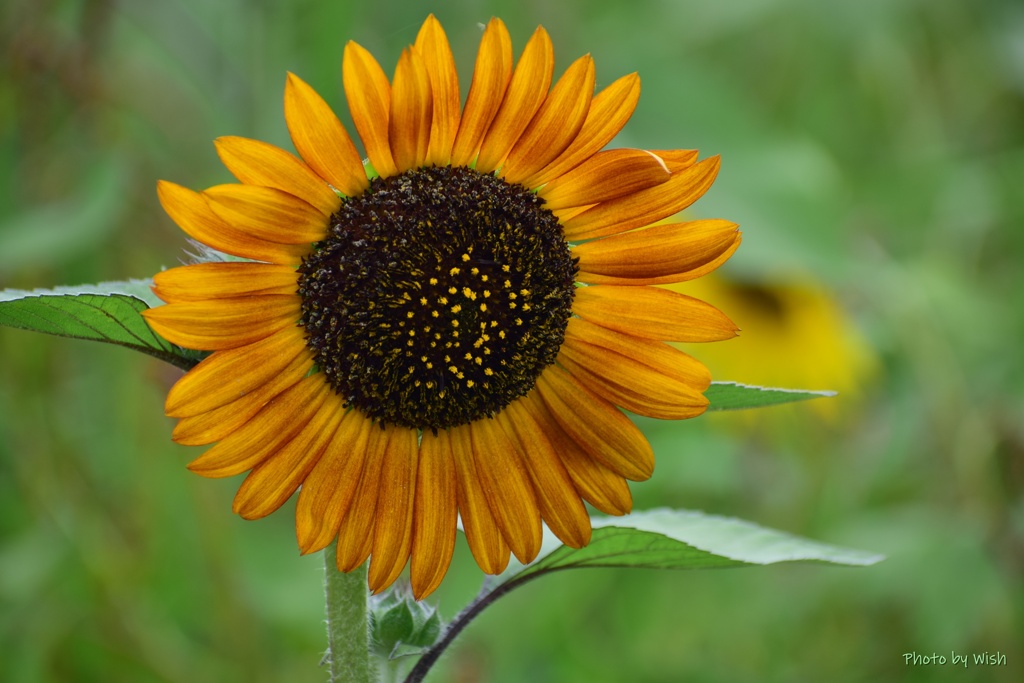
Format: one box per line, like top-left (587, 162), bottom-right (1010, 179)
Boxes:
top-left (515, 509), bottom-right (883, 580)
top-left (0, 282), bottom-right (202, 370)
top-left (405, 510), bottom-right (881, 682)
top-left (705, 381), bottom-right (836, 411)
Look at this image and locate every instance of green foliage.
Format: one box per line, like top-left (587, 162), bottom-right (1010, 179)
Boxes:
top-left (0, 283), bottom-right (201, 370)
top-left (369, 589), bottom-right (442, 660)
top-left (705, 382), bottom-right (835, 411)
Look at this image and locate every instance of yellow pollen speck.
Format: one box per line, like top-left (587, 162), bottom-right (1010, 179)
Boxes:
top-left (471, 267), bottom-right (479, 275)
top-left (432, 310), bottom-right (439, 318)
top-left (403, 291), bottom-right (412, 300)
top-left (407, 340), bottom-right (415, 346)
top-left (420, 297), bottom-right (428, 305)
top-left (502, 265), bottom-right (510, 272)
top-left (490, 321), bottom-right (498, 327)
top-left (452, 320), bottom-right (459, 327)
top-left (515, 318), bottom-right (523, 325)
top-left (430, 341), bottom-right (437, 348)
top-left (499, 330), bottom-right (506, 339)
top-left (509, 302), bottom-right (517, 309)
top-left (483, 290), bottom-right (491, 298)
top-left (444, 355), bottom-right (451, 362)
top-left (483, 348), bottom-right (491, 355)
top-left (464, 352), bottom-right (472, 360)
top-left (449, 365), bottom-right (458, 373)
top-left (504, 279), bottom-right (512, 288)
top-left (439, 296), bottom-right (448, 304)
top-left (426, 362), bottom-right (433, 369)
top-left (449, 267), bottom-right (460, 276)
top-left (474, 357), bottom-right (483, 365)
top-left (451, 304), bottom-right (462, 313)
top-left (407, 366), bottom-right (414, 374)
top-left (414, 380), bottom-right (421, 387)
top-left (481, 275), bottom-right (489, 282)
top-left (466, 380), bottom-right (475, 388)
top-left (439, 390), bottom-right (446, 398)
top-left (484, 368), bottom-right (494, 376)
top-left (479, 303), bottom-right (487, 312)
top-left (462, 287), bottom-right (476, 300)
top-left (457, 372), bottom-right (464, 379)
top-left (461, 253), bottom-right (470, 262)
top-left (426, 381), bottom-right (434, 388)
top-left (522, 303), bottom-right (531, 311)
top-left (520, 289), bottom-right (531, 296)
top-left (429, 277), bottom-right (438, 285)
top-left (406, 311), bottom-right (414, 318)
top-left (408, 330), bottom-right (415, 336)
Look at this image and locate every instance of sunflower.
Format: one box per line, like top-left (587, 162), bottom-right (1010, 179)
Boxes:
top-left (142, 15), bottom-right (741, 599)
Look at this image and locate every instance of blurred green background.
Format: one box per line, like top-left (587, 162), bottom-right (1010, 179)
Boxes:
top-left (2, 0), bottom-right (1022, 681)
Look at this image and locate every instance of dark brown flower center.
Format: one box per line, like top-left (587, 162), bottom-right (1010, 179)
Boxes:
top-left (297, 166), bottom-right (577, 431)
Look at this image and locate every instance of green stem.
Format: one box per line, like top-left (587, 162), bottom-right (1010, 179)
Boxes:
top-left (323, 546), bottom-right (372, 683)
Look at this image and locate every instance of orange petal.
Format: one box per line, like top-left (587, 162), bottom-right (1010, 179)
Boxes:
top-left (232, 392), bottom-right (346, 520)
top-left (523, 72), bottom-right (640, 188)
top-left (284, 73), bottom-right (369, 198)
top-left (142, 295), bottom-right (300, 351)
top-left (524, 392), bottom-right (632, 515)
top-left (497, 400), bottom-right (591, 549)
top-left (535, 364), bottom-right (655, 481)
top-left (410, 429), bottom-right (458, 599)
top-left (343, 41), bottom-right (398, 178)
top-left (539, 149), bottom-right (670, 211)
top-left (389, 47), bottom-right (433, 174)
top-left (335, 423), bottom-right (389, 572)
top-left (648, 148), bottom-right (699, 172)
top-left (295, 409), bottom-right (374, 555)
top-left (573, 219), bottom-right (741, 285)
top-left (501, 54), bottom-right (595, 185)
top-left (170, 349), bottom-right (313, 446)
top-left (156, 180), bottom-right (308, 265)
top-left (368, 427), bottom-right (419, 593)
top-left (451, 18), bottom-right (512, 167)
top-left (475, 26), bottom-right (554, 173)
top-left (204, 184), bottom-right (328, 245)
top-left (558, 317), bottom-right (710, 420)
top-left (572, 284), bottom-right (739, 342)
top-left (165, 323), bottom-right (308, 417)
top-left (450, 424), bottom-right (510, 575)
top-left (414, 14), bottom-right (461, 166)
top-left (214, 136), bottom-right (341, 215)
top-left (152, 262), bottom-right (297, 304)
top-left (469, 418), bottom-right (542, 565)
top-left (563, 155), bottom-right (721, 240)
top-left (185, 373), bottom-right (332, 478)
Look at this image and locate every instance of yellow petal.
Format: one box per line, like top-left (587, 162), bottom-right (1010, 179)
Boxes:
top-left (469, 418), bottom-right (542, 565)
top-left (563, 155), bottom-right (721, 240)
top-left (451, 18), bottom-right (513, 167)
top-left (343, 41), bottom-right (398, 178)
top-left (389, 47), bottom-right (433, 174)
top-left (368, 427), bottom-right (419, 593)
top-left (539, 149), bottom-right (669, 211)
top-left (450, 424), bottom-right (510, 575)
top-left (523, 72), bottom-right (640, 188)
top-left (152, 262), bottom-right (297, 304)
top-left (295, 410), bottom-right (375, 555)
top-left (185, 373), bottom-right (332, 478)
top-left (475, 26), bottom-right (554, 173)
top-left (156, 180), bottom-right (308, 265)
top-left (535, 365), bottom-right (655, 481)
top-left (165, 323), bottom-right (308, 417)
top-left (524, 392), bottom-right (632, 515)
top-left (558, 317), bottom-right (710, 420)
top-left (284, 72), bottom-right (369, 198)
top-left (204, 184), bottom-right (327, 245)
top-left (171, 349), bottom-right (313, 446)
top-left (501, 54), bottom-right (595, 185)
top-left (648, 148), bottom-right (698, 172)
top-left (232, 392), bottom-right (346, 520)
top-left (142, 295), bottom-right (301, 351)
top-left (572, 284), bottom-right (739, 342)
top-left (410, 429), bottom-right (458, 599)
top-left (498, 400), bottom-right (591, 549)
top-left (572, 219), bottom-right (741, 285)
top-left (414, 14), bottom-right (461, 166)
top-left (214, 136), bottom-right (341, 215)
top-left (335, 423), bottom-right (389, 572)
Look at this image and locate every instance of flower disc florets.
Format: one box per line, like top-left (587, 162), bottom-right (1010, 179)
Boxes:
top-left (297, 166), bottom-right (578, 431)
